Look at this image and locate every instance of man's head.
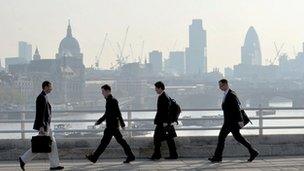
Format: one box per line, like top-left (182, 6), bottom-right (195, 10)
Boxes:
top-left (101, 84), bottom-right (111, 98)
top-left (218, 79), bottom-right (229, 91)
top-left (42, 81), bottom-right (52, 94)
top-left (154, 81), bottom-right (165, 95)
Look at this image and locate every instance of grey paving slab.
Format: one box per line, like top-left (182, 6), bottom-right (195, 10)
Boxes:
top-left (2, 156), bottom-right (304, 170)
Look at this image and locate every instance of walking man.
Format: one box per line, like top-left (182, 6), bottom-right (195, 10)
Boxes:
top-left (19, 81), bottom-right (64, 170)
top-left (149, 81), bottom-right (178, 160)
top-left (208, 79), bottom-right (259, 163)
top-left (86, 84), bottom-right (135, 163)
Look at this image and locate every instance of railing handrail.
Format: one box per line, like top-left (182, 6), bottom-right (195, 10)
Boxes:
top-left (2, 116), bottom-right (304, 123)
top-left (1, 106), bottom-right (304, 114)
top-left (1, 107), bottom-right (304, 138)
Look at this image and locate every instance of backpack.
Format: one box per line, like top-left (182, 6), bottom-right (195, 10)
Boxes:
top-left (168, 97), bottom-right (181, 124)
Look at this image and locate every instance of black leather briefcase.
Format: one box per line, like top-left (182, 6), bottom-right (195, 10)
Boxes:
top-left (31, 135), bottom-right (52, 153)
top-left (163, 125), bottom-right (177, 140)
top-left (239, 109), bottom-right (252, 129)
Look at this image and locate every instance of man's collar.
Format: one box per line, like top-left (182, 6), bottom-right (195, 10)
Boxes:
top-left (41, 91), bottom-right (47, 95)
top-left (105, 94), bottom-right (113, 99)
top-left (224, 88), bottom-right (230, 95)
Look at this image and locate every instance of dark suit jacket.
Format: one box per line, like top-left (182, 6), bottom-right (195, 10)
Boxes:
top-left (96, 94), bottom-right (125, 129)
top-left (154, 91), bottom-right (170, 125)
top-left (33, 91), bottom-right (52, 131)
top-left (222, 89), bottom-right (243, 127)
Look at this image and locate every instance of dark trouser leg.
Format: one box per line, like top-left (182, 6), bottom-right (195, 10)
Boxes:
top-left (113, 129), bottom-right (134, 157)
top-left (93, 128), bottom-right (113, 159)
top-left (231, 129), bottom-right (255, 153)
top-left (153, 138), bottom-right (161, 156)
top-left (167, 138), bottom-right (177, 157)
top-left (214, 125), bottom-right (230, 158)
top-left (153, 125), bottom-right (163, 156)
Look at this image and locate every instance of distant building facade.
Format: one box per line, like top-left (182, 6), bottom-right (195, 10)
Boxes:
top-left (149, 50), bottom-right (163, 74)
top-left (8, 21), bottom-right (85, 104)
top-left (186, 19), bottom-right (207, 75)
top-left (18, 41), bottom-right (32, 62)
top-left (165, 51), bottom-right (185, 76)
top-left (241, 26), bottom-right (262, 66)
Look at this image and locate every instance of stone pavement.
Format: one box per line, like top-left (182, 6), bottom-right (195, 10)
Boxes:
top-left (2, 156), bottom-right (304, 170)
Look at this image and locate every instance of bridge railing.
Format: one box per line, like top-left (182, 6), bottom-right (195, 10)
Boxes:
top-left (1, 107), bottom-right (304, 139)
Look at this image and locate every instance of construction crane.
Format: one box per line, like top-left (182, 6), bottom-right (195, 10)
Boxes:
top-left (267, 42), bottom-right (284, 65)
top-left (116, 26), bottom-right (129, 68)
top-left (129, 44), bottom-right (135, 62)
top-left (166, 39), bottom-right (178, 55)
top-left (94, 33), bottom-right (108, 69)
top-left (107, 38), bottom-right (118, 55)
top-left (138, 40), bottom-right (145, 64)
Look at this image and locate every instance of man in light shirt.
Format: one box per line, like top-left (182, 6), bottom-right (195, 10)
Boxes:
top-left (19, 81), bottom-right (64, 171)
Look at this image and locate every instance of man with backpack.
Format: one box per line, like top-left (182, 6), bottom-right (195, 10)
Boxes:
top-left (149, 81), bottom-right (179, 160)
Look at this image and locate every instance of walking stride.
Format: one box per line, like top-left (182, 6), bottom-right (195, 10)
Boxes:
top-left (208, 79), bottom-right (259, 163)
top-left (19, 81), bottom-right (64, 171)
top-left (86, 84), bottom-right (135, 164)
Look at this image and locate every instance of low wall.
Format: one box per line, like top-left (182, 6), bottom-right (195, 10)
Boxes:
top-left (1, 134), bottom-right (304, 161)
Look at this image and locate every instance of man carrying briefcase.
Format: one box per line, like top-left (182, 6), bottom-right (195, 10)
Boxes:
top-left (19, 81), bottom-right (64, 171)
top-left (208, 79), bottom-right (259, 163)
top-left (31, 134), bottom-right (52, 153)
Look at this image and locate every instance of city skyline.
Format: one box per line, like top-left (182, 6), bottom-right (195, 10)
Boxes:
top-left (1, 0), bottom-right (304, 72)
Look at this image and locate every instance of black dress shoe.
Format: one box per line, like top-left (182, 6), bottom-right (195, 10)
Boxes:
top-left (208, 157), bottom-right (222, 163)
top-left (50, 166), bottom-right (64, 170)
top-left (164, 155), bottom-right (178, 159)
top-left (123, 156), bottom-right (135, 163)
top-left (248, 150), bottom-right (259, 162)
top-left (85, 154), bottom-right (97, 163)
top-left (18, 157), bottom-right (25, 171)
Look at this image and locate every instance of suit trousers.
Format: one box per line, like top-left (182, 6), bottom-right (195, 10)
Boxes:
top-left (21, 129), bottom-right (60, 168)
top-left (153, 125), bottom-right (177, 157)
top-left (214, 124), bottom-right (254, 158)
top-left (92, 128), bottom-right (134, 159)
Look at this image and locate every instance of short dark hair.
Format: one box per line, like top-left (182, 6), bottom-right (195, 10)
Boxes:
top-left (154, 81), bottom-right (165, 90)
top-left (219, 79), bottom-right (228, 84)
top-left (101, 84), bottom-right (111, 91)
top-left (42, 81), bottom-right (51, 89)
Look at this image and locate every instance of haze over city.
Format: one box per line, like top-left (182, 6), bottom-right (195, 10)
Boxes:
top-left (1, 0), bottom-right (304, 71)
top-left (3, 2), bottom-right (304, 170)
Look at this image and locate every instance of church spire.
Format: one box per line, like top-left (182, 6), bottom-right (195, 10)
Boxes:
top-left (67, 19), bottom-right (72, 37)
top-left (33, 46), bottom-right (41, 60)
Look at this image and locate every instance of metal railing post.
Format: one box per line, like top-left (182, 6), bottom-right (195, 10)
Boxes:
top-left (127, 106), bottom-right (132, 138)
top-left (21, 112), bottom-right (26, 140)
top-left (258, 105), bottom-right (263, 136)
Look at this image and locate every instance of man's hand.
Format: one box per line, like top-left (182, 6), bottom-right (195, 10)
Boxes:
top-left (95, 121), bottom-right (101, 126)
top-left (39, 127), bottom-right (45, 135)
top-left (238, 121), bottom-right (244, 128)
top-left (163, 123), bottom-right (168, 127)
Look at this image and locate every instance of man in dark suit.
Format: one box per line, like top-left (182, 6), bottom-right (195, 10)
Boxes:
top-left (208, 79), bottom-right (259, 163)
top-left (149, 81), bottom-right (178, 160)
top-left (86, 84), bottom-right (135, 164)
top-left (19, 81), bottom-right (64, 171)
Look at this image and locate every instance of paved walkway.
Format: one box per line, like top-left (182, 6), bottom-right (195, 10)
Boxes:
top-left (2, 156), bottom-right (304, 170)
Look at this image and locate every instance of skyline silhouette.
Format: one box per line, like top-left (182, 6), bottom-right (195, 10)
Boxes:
top-left (1, 0), bottom-right (304, 72)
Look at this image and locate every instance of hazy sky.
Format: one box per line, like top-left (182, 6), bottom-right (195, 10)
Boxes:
top-left (1, 0), bottom-right (304, 72)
